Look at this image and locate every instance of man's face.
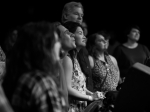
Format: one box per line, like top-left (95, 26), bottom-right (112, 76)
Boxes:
top-left (66, 7), bottom-right (84, 24)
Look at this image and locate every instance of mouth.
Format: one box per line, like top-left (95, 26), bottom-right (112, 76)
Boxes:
top-left (82, 40), bottom-right (87, 43)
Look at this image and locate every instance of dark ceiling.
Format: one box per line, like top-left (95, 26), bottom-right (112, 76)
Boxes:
top-left (0, 1), bottom-right (150, 49)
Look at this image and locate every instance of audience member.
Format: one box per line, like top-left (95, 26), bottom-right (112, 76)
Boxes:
top-left (61, 1), bottom-right (94, 92)
top-left (55, 22), bottom-right (76, 108)
top-left (63, 21), bottom-right (105, 112)
top-left (81, 21), bottom-right (88, 36)
top-left (2, 21), bottom-right (68, 112)
top-left (61, 1), bottom-right (84, 24)
top-left (86, 31), bottom-right (120, 111)
top-left (106, 31), bottom-right (120, 56)
top-left (113, 25), bottom-right (150, 80)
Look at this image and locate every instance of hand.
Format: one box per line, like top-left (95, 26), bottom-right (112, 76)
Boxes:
top-left (91, 91), bottom-right (105, 100)
top-left (95, 91), bottom-right (105, 99)
top-left (91, 92), bottom-right (99, 101)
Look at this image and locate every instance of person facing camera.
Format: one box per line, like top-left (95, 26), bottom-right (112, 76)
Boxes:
top-left (86, 31), bottom-right (120, 111)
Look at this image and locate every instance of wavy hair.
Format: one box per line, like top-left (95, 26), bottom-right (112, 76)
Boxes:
top-left (3, 21), bottom-right (60, 100)
top-left (62, 21), bottom-right (83, 61)
top-left (86, 31), bottom-right (109, 59)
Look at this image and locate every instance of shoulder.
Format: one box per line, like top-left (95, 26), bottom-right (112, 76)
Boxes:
top-left (62, 55), bottom-right (73, 70)
top-left (19, 71), bottom-right (57, 90)
top-left (109, 55), bottom-right (118, 65)
top-left (88, 55), bottom-right (94, 69)
top-left (12, 71), bottom-right (63, 111)
top-left (62, 56), bottom-right (73, 65)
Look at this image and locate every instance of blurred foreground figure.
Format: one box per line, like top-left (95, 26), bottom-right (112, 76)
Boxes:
top-left (2, 21), bottom-right (67, 112)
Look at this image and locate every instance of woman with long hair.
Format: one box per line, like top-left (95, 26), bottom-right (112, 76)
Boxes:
top-left (62, 21), bottom-right (104, 112)
top-left (2, 21), bottom-right (67, 112)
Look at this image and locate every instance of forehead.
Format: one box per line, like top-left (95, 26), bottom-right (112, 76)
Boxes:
top-left (57, 25), bottom-right (67, 32)
top-left (70, 7), bottom-right (83, 14)
top-left (96, 34), bottom-right (105, 40)
top-left (76, 26), bottom-right (83, 32)
top-left (131, 28), bottom-right (139, 32)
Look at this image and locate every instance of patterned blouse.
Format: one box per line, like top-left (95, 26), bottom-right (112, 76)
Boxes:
top-left (68, 56), bottom-right (87, 112)
top-left (92, 54), bottom-right (119, 92)
top-left (12, 70), bottom-right (67, 112)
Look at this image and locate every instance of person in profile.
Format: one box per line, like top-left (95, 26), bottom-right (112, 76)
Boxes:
top-left (61, 1), bottom-right (94, 92)
top-left (2, 21), bottom-right (68, 112)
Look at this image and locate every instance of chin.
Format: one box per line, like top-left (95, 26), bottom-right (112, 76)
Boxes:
top-left (76, 21), bottom-right (82, 24)
top-left (73, 45), bottom-right (76, 48)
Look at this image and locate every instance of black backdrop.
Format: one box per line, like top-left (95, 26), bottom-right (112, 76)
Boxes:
top-left (1, 1), bottom-right (150, 52)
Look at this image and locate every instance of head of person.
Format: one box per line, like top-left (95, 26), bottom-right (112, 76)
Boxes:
top-left (3, 21), bottom-right (62, 100)
top-left (61, 1), bottom-right (84, 24)
top-left (63, 21), bottom-right (86, 50)
top-left (56, 22), bottom-right (76, 52)
top-left (4, 27), bottom-right (19, 56)
top-left (81, 21), bottom-right (88, 36)
top-left (126, 25), bottom-right (140, 42)
top-left (87, 31), bottom-right (108, 59)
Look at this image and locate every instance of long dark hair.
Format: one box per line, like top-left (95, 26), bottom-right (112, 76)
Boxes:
top-left (86, 31), bottom-right (109, 59)
top-left (2, 21), bottom-right (60, 100)
top-left (62, 21), bottom-right (84, 62)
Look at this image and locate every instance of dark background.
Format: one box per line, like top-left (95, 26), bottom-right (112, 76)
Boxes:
top-left (1, 1), bottom-right (150, 52)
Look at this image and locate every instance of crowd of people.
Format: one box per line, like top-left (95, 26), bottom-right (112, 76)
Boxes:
top-left (0, 1), bottom-right (150, 112)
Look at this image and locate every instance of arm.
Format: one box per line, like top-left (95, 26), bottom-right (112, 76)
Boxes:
top-left (88, 55), bottom-right (94, 69)
top-left (85, 88), bottom-right (93, 95)
top-left (62, 56), bottom-right (93, 101)
top-left (0, 86), bottom-right (14, 112)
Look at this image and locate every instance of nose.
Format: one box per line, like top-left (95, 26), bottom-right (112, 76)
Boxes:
top-left (78, 15), bottom-right (82, 20)
top-left (71, 33), bottom-right (75, 38)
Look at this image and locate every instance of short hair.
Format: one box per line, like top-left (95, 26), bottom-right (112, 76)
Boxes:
top-left (126, 24), bottom-right (140, 35)
top-left (61, 1), bottom-right (84, 23)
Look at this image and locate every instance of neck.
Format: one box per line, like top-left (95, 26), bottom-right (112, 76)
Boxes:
top-left (76, 47), bottom-right (81, 53)
top-left (60, 49), bottom-right (69, 59)
top-left (128, 39), bottom-right (137, 45)
top-left (124, 39), bottom-right (138, 48)
top-left (96, 51), bottom-right (105, 61)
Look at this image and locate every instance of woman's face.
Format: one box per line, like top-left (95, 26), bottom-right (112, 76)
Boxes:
top-left (128, 28), bottom-right (140, 41)
top-left (58, 25), bottom-right (76, 50)
top-left (95, 34), bottom-right (107, 51)
top-left (74, 26), bottom-right (86, 48)
top-left (53, 32), bottom-right (61, 61)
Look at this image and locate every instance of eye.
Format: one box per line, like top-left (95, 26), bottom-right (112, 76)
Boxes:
top-left (78, 31), bottom-right (83, 35)
top-left (73, 12), bottom-right (78, 15)
top-left (81, 14), bottom-right (84, 17)
top-left (64, 30), bottom-right (70, 35)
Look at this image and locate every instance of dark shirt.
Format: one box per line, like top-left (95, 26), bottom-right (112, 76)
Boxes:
top-left (77, 47), bottom-right (93, 92)
top-left (114, 44), bottom-right (150, 78)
